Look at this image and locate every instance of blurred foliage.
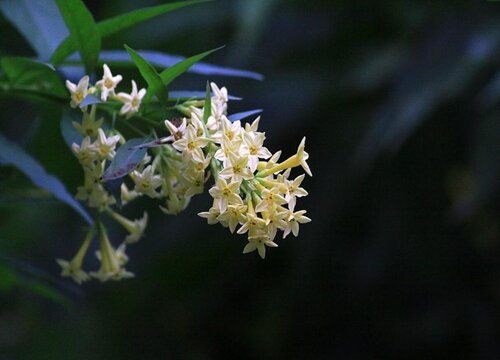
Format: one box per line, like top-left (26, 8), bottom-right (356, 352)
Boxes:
top-left (1, 0), bottom-right (500, 358)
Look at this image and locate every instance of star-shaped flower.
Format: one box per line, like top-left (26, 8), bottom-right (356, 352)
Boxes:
top-left (243, 230), bottom-right (278, 259)
top-left (94, 128), bottom-right (120, 160)
top-left (132, 165), bottom-right (162, 198)
top-left (117, 80), bottom-right (146, 117)
top-left (283, 210), bottom-right (312, 238)
top-left (242, 131), bottom-right (272, 172)
top-left (66, 75), bottom-right (89, 108)
top-left (172, 124), bottom-right (210, 163)
top-left (96, 64), bottom-right (123, 101)
top-left (208, 177), bottom-right (242, 213)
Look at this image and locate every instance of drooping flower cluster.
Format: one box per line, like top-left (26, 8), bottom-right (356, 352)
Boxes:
top-left (58, 64), bottom-right (312, 284)
top-left (58, 65), bottom-right (149, 283)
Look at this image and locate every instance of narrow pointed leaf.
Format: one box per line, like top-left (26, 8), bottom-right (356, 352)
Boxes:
top-left (159, 46), bottom-right (224, 87)
top-left (51, 0), bottom-right (209, 64)
top-left (54, 0), bottom-right (101, 73)
top-left (102, 138), bottom-right (148, 181)
top-left (170, 90), bottom-right (241, 100)
top-left (228, 109), bottom-right (263, 122)
top-left (125, 45), bottom-right (168, 106)
top-left (63, 50), bottom-right (264, 81)
top-left (203, 82), bottom-right (211, 123)
top-left (0, 133), bottom-right (93, 224)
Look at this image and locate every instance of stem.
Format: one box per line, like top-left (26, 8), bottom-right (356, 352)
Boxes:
top-left (116, 116), bottom-right (147, 137)
top-left (134, 115), bottom-right (161, 127)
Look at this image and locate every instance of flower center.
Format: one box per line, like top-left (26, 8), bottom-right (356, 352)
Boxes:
top-left (104, 79), bottom-right (114, 89)
top-left (75, 91), bottom-right (84, 102)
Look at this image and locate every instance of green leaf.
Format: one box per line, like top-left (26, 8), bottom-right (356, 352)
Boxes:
top-left (102, 138), bottom-right (148, 181)
top-left (203, 82), bottom-right (211, 124)
top-left (159, 46), bottom-right (224, 87)
top-left (54, 0), bottom-right (101, 73)
top-left (0, 0), bottom-right (69, 60)
top-left (51, 0), bottom-right (209, 65)
top-left (0, 57), bottom-right (67, 99)
top-left (125, 44), bottom-right (168, 106)
top-left (0, 133), bottom-right (93, 224)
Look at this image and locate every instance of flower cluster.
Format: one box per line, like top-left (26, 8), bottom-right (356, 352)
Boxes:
top-left (193, 87), bottom-right (312, 258)
top-left (58, 65), bottom-right (149, 283)
top-left (58, 64), bottom-right (312, 284)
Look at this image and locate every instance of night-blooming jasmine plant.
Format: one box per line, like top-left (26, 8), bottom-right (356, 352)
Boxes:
top-left (57, 62), bottom-right (311, 284)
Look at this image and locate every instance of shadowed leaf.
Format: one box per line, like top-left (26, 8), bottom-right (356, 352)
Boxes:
top-left (0, 133), bottom-right (92, 224)
top-left (0, 57), bottom-right (67, 99)
top-left (0, 0), bottom-right (68, 60)
top-left (102, 138), bottom-right (148, 181)
top-left (228, 109), bottom-right (263, 122)
top-left (51, 0), bottom-right (209, 64)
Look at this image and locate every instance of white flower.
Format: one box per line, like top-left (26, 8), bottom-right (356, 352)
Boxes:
top-left (73, 106), bottom-right (103, 137)
top-left (212, 116), bottom-right (242, 144)
top-left (242, 230), bottom-right (278, 259)
top-left (208, 177), bottom-right (242, 213)
top-left (214, 134), bottom-right (243, 168)
top-left (218, 154), bottom-right (254, 182)
top-left (284, 174), bottom-right (308, 211)
top-left (190, 106), bottom-right (218, 133)
top-left (261, 209), bottom-right (288, 240)
top-left (66, 75), bottom-right (89, 108)
top-left (242, 131), bottom-right (272, 172)
top-left (117, 80), bottom-right (146, 117)
top-left (254, 187), bottom-right (287, 213)
top-left (71, 136), bottom-right (97, 165)
top-left (164, 118), bottom-right (187, 142)
top-left (237, 212), bottom-right (267, 235)
top-left (217, 203), bottom-right (247, 233)
top-left (296, 137), bottom-right (312, 177)
top-left (56, 227), bottom-right (95, 284)
top-left (120, 182), bottom-right (139, 206)
top-left (210, 82), bottom-right (228, 120)
top-left (90, 223), bottom-right (134, 282)
top-left (96, 64), bottom-right (122, 101)
top-left (283, 210), bottom-right (312, 238)
top-left (95, 128), bottom-right (120, 160)
top-left (211, 82), bottom-right (228, 105)
top-left (132, 165), bottom-right (162, 198)
top-left (245, 116), bottom-right (261, 133)
top-left (172, 124), bottom-right (210, 163)
top-left (198, 205), bottom-right (221, 225)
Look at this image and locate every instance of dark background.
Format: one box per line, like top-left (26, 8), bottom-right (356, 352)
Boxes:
top-left (1, 0), bottom-right (500, 358)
